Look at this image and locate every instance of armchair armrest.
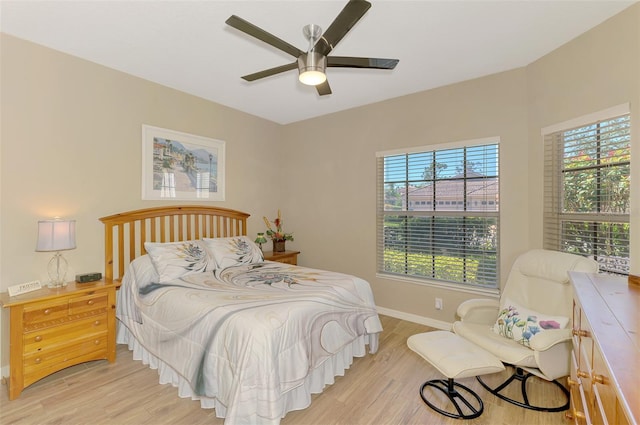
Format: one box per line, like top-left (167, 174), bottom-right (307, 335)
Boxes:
top-left (456, 299), bottom-right (500, 325)
top-left (533, 332), bottom-right (573, 380)
top-left (529, 328), bottom-right (573, 351)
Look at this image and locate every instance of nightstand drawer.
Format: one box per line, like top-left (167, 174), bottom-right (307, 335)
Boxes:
top-left (23, 292), bottom-right (108, 331)
top-left (68, 292), bottom-right (108, 315)
top-left (23, 333), bottom-right (108, 385)
top-left (24, 332), bottom-right (107, 372)
top-left (276, 256), bottom-right (297, 265)
top-left (263, 250), bottom-right (300, 265)
top-left (23, 314), bottom-right (108, 354)
top-left (23, 298), bottom-right (70, 325)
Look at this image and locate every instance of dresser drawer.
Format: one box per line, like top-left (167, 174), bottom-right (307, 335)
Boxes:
top-left (572, 300), bottom-right (581, 332)
top-left (68, 292), bottom-right (108, 315)
top-left (568, 384), bottom-right (590, 425)
top-left (22, 333), bottom-right (108, 387)
top-left (23, 332), bottom-right (108, 375)
top-left (592, 344), bottom-right (620, 424)
top-left (568, 351), bottom-right (591, 425)
top-left (23, 314), bottom-right (108, 355)
top-left (22, 298), bottom-right (70, 324)
top-left (23, 292), bottom-right (108, 331)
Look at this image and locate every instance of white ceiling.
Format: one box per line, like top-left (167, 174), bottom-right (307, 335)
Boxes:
top-left (1, 1), bottom-right (635, 124)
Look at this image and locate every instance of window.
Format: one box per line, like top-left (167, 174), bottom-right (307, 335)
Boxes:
top-left (543, 107), bottom-right (631, 275)
top-left (376, 140), bottom-right (500, 289)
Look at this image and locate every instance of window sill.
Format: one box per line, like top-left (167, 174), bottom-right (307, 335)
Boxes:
top-left (376, 272), bottom-right (500, 297)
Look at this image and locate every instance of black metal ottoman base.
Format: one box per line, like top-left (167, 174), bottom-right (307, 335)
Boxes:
top-left (419, 378), bottom-right (484, 419)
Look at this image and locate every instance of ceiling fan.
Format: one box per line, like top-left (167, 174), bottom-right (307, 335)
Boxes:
top-left (225, 0), bottom-right (399, 96)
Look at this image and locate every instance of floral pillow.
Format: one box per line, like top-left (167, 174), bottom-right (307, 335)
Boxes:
top-left (203, 236), bottom-right (264, 270)
top-left (493, 299), bottom-right (569, 348)
top-left (144, 240), bottom-right (209, 283)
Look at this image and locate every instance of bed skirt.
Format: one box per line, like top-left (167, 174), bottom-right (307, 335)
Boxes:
top-left (116, 321), bottom-right (379, 424)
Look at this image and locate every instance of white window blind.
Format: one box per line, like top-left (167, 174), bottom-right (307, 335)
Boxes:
top-left (543, 113), bottom-right (631, 275)
top-left (376, 142), bottom-right (499, 288)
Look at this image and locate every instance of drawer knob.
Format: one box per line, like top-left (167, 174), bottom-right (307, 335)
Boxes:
top-left (43, 308), bottom-right (51, 315)
top-left (87, 300), bottom-right (94, 305)
top-left (94, 339), bottom-right (101, 345)
top-left (593, 374), bottom-right (607, 385)
top-left (34, 357), bottom-right (41, 364)
top-left (34, 335), bottom-right (43, 342)
top-left (94, 320), bottom-right (101, 326)
top-left (572, 328), bottom-right (590, 338)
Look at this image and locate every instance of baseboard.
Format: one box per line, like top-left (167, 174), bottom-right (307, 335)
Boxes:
top-left (376, 306), bottom-right (452, 331)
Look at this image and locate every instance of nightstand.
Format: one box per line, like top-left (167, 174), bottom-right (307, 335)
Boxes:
top-left (263, 250), bottom-right (300, 265)
top-left (0, 279), bottom-right (117, 400)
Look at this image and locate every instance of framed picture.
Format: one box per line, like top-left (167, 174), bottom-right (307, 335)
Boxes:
top-left (142, 125), bottom-right (225, 201)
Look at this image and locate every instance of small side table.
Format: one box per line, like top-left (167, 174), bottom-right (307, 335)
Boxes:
top-left (263, 250), bottom-right (300, 265)
top-left (0, 279), bottom-right (117, 400)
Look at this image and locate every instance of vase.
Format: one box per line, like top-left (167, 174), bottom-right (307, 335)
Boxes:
top-left (273, 240), bottom-right (286, 253)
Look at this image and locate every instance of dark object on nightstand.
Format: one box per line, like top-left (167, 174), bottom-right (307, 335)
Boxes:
top-left (76, 272), bottom-right (102, 283)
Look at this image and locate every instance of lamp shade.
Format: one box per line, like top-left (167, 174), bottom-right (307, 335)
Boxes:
top-left (36, 220), bottom-right (76, 252)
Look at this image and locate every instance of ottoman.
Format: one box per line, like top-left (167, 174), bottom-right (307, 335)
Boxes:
top-left (407, 331), bottom-right (505, 419)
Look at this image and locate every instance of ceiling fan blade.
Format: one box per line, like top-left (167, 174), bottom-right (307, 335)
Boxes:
top-left (328, 56), bottom-right (399, 69)
top-left (226, 15), bottom-right (304, 58)
top-left (241, 62), bottom-right (298, 81)
top-left (314, 0), bottom-right (371, 56)
top-left (316, 80), bottom-right (332, 96)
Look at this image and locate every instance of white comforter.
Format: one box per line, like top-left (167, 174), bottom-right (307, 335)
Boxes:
top-left (116, 256), bottom-right (382, 424)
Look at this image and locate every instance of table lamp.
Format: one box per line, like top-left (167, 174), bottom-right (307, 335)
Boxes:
top-left (255, 232), bottom-right (267, 250)
top-left (36, 219), bottom-right (76, 288)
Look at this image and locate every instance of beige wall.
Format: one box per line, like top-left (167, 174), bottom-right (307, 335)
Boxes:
top-left (281, 68), bottom-right (529, 325)
top-left (0, 34), bottom-right (284, 369)
top-left (1, 3), bottom-right (638, 372)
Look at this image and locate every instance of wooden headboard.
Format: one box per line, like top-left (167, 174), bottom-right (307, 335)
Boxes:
top-left (99, 205), bottom-right (249, 282)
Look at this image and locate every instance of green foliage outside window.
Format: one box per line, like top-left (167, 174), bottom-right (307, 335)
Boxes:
top-left (548, 114), bottom-right (631, 274)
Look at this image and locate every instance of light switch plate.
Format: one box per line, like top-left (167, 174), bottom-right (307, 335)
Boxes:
top-left (8, 280), bottom-right (42, 297)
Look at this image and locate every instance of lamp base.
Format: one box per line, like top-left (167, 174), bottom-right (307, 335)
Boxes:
top-left (47, 280), bottom-right (68, 289)
top-left (47, 252), bottom-right (69, 288)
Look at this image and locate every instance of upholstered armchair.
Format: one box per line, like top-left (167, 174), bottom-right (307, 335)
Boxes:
top-left (452, 249), bottom-right (598, 411)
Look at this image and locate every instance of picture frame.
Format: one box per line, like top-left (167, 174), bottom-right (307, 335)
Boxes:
top-left (142, 125), bottom-right (225, 201)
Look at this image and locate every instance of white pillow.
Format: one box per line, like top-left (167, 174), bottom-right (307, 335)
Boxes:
top-left (203, 236), bottom-right (264, 270)
top-left (144, 240), bottom-right (209, 283)
top-left (493, 298), bottom-right (569, 348)
top-left (130, 254), bottom-right (159, 289)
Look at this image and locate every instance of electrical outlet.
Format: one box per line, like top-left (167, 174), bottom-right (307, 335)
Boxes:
top-left (8, 280), bottom-right (42, 297)
top-left (435, 297), bottom-right (443, 310)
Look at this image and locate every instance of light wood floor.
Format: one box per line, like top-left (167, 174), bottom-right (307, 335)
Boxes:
top-left (1, 315), bottom-right (567, 424)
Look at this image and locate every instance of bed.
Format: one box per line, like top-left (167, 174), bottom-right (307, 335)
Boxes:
top-left (100, 205), bottom-right (382, 425)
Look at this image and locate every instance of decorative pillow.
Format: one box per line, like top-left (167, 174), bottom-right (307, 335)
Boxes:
top-left (493, 298), bottom-right (569, 348)
top-left (144, 240), bottom-right (209, 283)
top-left (203, 236), bottom-right (264, 270)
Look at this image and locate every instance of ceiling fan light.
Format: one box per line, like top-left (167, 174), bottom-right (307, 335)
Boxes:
top-left (298, 52), bottom-right (327, 86)
top-left (299, 70), bottom-right (326, 86)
